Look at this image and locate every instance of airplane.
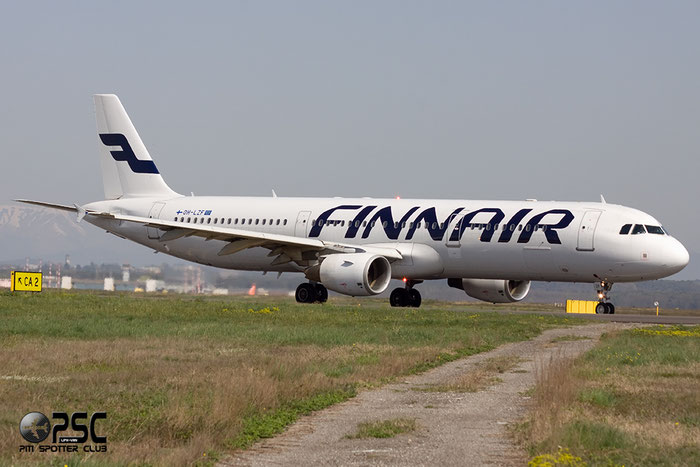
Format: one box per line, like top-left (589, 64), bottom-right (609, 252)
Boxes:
top-left (17, 95), bottom-right (690, 314)
top-left (23, 417), bottom-right (49, 441)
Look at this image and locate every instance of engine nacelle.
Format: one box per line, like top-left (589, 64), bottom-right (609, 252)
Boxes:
top-left (318, 253), bottom-right (392, 296)
top-left (448, 278), bottom-right (531, 303)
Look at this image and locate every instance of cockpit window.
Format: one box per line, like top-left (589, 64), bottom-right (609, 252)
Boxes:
top-left (619, 224), bottom-right (631, 235)
top-left (645, 225), bottom-right (665, 235)
top-left (631, 224), bottom-right (646, 235)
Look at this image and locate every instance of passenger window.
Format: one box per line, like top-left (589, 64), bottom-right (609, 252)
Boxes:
top-left (173, 216), bottom-right (177, 221)
top-left (249, 218), bottom-right (253, 224)
top-left (214, 218), bottom-right (218, 224)
top-left (646, 225), bottom-right (664, 235)
top-left (341, 220), bottom-right (345, 227)
top-left (632, 224), bottom-right (646, 235)
top-left (180, 217), bottom-right (184, 222)
top-left (227, 218), bottom-right (231, 224)
top-left (276, 219), bottom-right (280, 225)
top-left (393, 222), bottom-right (399, 229)
top-left (284, 219), bottom-right (287, 225)
top-left (619, 224), bottom-right (631, 235)
top-left (187, 217), bottom-right (191, 223)
top-left (255, 219), bottom-right (259, 225)
top-left (262, 219), bottom-right (266, 225)
top-left (432, 222), bottom-right (437, 229)
top-left (193, 218), bottom-right (197, 224)
top-left (525, 225), bottom-right (531, 232)
top-left (207, 218), bottom-right (211, 224)
top-left (363, 221), bottom-right (367, 227)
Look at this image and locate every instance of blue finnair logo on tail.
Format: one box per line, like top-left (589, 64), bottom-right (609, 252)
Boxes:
top-left (100, 133), bottom-right (159, 174)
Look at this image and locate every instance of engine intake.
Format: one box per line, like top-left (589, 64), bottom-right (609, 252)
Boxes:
top-left (448, 278), bottom-right (531, 303)
top-left (316, 253), bottom-right (392, 296)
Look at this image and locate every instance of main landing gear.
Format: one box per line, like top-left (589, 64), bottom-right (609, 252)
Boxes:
top-left (594, 280), bottom-right (615, 314)
top-left (295, 283), bottom-right (328, 304)
top-left (389, 280), bottom-right (422, 308)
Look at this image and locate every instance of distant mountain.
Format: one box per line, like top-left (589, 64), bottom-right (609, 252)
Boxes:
top-left (0, 203), bottom-right (171, 265)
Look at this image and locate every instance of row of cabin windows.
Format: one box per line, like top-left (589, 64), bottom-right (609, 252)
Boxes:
top-left (619, 224), bottom-right (666, 235)
top-left (310, 219), bottom-right (547, 232)
top-left (173, 216), bottom-right (288, 226)
top-left (171, 215), bottom-right (547, 234)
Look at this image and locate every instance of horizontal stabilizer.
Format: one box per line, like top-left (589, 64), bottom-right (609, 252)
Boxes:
top-left (14, 199), bottom-right (78, 212)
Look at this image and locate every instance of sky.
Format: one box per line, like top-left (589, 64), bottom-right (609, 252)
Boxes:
top-left (2, 1), bottom-right (699, 274)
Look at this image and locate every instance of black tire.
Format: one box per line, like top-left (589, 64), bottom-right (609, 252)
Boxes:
top-left (390, 288), bottom-right (408, 307)
top-left (295, 283), bottom-right (315, 303)
top-left (408, 289), bottom-right (422, 308)
top-left (315, 284), bottom-right (328, 303)
top-left (595, 302), bottom-right (606, 314)
top-left (606, 303), bottom-right (615, 314)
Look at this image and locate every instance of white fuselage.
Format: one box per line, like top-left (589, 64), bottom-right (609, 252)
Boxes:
top-left (84, 196), bottom-right (689, 284)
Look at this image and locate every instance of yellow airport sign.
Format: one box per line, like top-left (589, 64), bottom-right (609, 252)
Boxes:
top-left (10, 271), bottom-right (43, 292)
top-left (566, 299), bottom-right (597, 314)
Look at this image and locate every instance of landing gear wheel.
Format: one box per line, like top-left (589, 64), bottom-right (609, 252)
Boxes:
top-left (295, 283), bottom-right (316, 303)
top-left (606, 303), bottom-right (615, 314)
top-left (315, 284), bottom-right (328, 303)
top-left (408, 289), bottom-right (422, 308)
top-left (390, 288), bottom-right (409, 307)
top-left (595, 302), bottom-right (606, 314)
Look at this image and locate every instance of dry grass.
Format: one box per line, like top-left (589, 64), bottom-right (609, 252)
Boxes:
top-left (516, 327), bottom-right (700, 466)
top-left (424, 355), bottom-right (524, 393)
top-left (0, 337), bottom-right (441, 466)
top-left (526, 351), bottom-right (577, 445)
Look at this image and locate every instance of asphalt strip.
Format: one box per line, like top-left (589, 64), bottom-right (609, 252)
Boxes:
top-left (222, 322), bottom-right (639, 467)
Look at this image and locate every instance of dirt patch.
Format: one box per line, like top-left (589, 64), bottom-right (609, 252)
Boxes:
top-left (222, 323), bottom-right (637, 466)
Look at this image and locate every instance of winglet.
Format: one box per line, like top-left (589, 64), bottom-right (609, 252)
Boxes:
top-left (600, 194), bottom-right (607, 204)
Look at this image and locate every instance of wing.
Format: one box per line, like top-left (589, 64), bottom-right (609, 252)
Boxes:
top-left (89, 211), bottom-right (403, 266)
top-left (15, 199), bottom-right (403, 265)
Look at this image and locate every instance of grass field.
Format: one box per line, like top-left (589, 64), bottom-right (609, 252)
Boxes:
top-left (519, 325), bottom-right (700, 466)
top-left (0, 289), bottom-right (583, 466)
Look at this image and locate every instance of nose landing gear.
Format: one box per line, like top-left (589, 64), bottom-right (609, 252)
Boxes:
top-left (389, 280), bottom-right (422, 308)
top-left (594, 281), bottom-right (615, 314)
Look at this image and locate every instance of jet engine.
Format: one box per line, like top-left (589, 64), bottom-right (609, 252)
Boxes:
top-left (448, 278), bottom-right (531, 303)
top-left (315, 253), bottom-right (392, 296)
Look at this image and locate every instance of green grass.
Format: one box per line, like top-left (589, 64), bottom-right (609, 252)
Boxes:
top-left (522, 325), bottom-right (700, 466)
top-left (0, 289), bottom-right (584, 466)
top-left (577, 387), bottom-right (617, 408)
top-left (346, 418), bottom-right (417, 439)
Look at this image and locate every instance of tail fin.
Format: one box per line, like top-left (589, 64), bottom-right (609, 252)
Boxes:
top-left (94, 94), bottom-right (179, 199)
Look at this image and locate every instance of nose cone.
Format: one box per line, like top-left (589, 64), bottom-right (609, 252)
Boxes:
top-left (664, 238), bottom-right (690, 275)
